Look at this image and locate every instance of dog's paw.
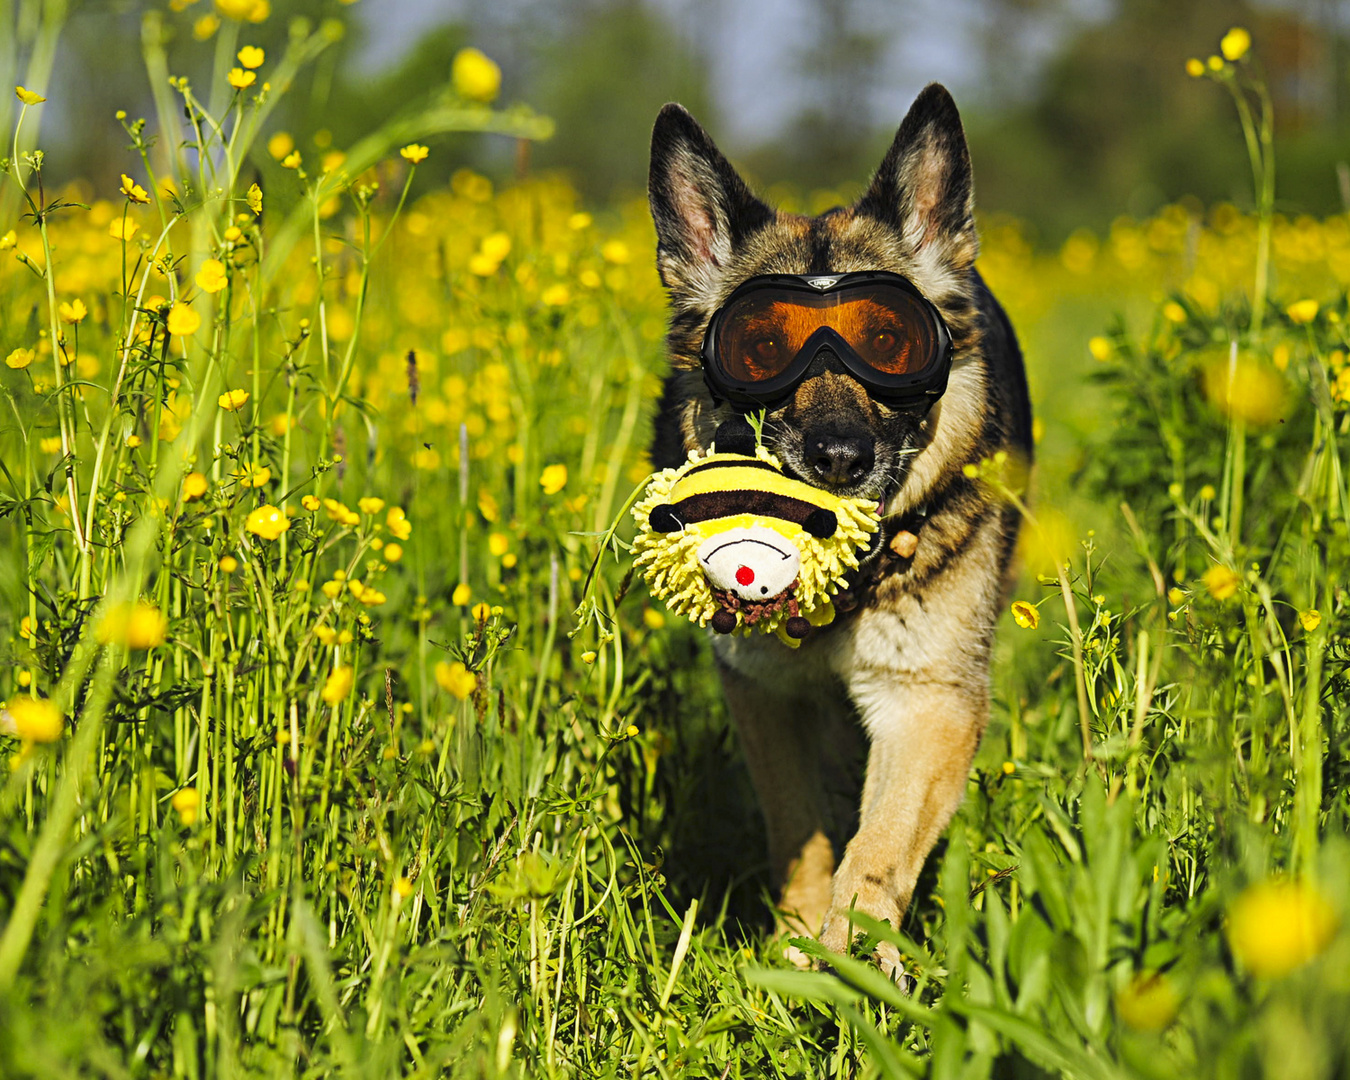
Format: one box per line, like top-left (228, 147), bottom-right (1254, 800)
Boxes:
top-left (816, 914), bottom-right (912, 991)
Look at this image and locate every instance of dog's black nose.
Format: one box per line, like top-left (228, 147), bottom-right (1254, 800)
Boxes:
top-left (805, 430), bottom-right (875, 487)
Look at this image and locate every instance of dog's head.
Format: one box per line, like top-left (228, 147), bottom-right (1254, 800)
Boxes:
top-left (648, 84), bottom-right (984, 503)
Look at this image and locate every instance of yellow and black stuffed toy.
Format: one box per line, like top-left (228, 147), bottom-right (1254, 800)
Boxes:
top-left (633, 420), bottom-right (880, 645)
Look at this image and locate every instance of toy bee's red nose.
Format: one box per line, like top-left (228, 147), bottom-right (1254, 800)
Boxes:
top-left (735, 565), bottom-right (755, 586)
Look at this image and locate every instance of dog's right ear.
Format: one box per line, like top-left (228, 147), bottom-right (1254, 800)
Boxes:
top-left (648, 104), bottom-right (772, 292)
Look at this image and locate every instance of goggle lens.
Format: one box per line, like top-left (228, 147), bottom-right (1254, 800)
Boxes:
top-left (714, 285), bottom-right (939, 384)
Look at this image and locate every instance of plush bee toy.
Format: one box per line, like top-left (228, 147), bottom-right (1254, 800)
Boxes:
top-left (633, 419), bottom-right (881, 645)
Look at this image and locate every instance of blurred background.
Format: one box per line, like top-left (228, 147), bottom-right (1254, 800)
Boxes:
top-left (3, 0), bottom-right (1349, 243)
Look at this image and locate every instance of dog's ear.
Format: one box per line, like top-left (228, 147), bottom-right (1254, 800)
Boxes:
top-left (856, 84), bottom-right (977, 269)
top-left (649, 104), bottom-right (772, 292)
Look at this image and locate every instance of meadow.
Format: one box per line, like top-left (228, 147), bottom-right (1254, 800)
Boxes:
top-left (2, 14), bottom-right (1350, 1078)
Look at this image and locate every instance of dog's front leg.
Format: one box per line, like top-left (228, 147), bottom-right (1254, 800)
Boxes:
top-left (718, 661), bottom-right (836, 955)
top-left (818, 675), bottom-right (986, 975)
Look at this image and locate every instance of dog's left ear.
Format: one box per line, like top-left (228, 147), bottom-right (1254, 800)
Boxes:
top-left (856, 84), bottom-right (977, 270)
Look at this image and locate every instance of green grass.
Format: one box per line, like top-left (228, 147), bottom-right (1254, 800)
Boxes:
top-left (3, 13), bottom-right (1350, 1079)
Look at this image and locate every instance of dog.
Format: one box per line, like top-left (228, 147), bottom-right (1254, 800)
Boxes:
top-left (646, 84), bottom-right (1033, 973)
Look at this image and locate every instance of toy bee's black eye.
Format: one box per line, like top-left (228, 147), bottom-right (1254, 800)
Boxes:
top-left (760, 586), bottom-right (768, 595)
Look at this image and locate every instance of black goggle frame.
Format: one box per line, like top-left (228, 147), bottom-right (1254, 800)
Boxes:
top-left (700, 271), bottom-right (954, 411)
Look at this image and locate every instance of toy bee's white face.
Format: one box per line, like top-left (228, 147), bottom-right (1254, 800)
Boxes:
top-left (696, 526), bottom-right (801, 601)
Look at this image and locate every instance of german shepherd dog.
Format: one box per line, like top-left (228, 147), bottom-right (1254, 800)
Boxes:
top-left (646, 85), bottom-right (1033, 973)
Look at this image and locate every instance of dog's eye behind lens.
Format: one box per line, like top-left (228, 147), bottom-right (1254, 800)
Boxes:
top-left (751, 338), bottom-right (780, 363)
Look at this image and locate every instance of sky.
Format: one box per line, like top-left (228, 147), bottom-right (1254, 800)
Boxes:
top-left (350, 0), bottom-right (1110, 146)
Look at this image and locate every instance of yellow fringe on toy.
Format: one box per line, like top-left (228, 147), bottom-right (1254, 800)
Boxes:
top-left (632, 444), bottom-right (880, 643)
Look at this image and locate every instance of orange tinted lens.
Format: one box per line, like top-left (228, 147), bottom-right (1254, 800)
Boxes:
top-left (828, 290), bottom-right (936, 375)
top-left (716, 294), bottom-right (811, 381)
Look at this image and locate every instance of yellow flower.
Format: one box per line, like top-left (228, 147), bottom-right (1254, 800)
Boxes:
top-left (97, 601), bottom-right (168, 649)
top-left (477, 489), bottom-right (500, 522)
top-left (39, 437), bottom-right (61, 454)
top-left (120, 173), bottom-right (150, 204)
top-left (1185, 57), bottom-right (1205, 78)
top-left (14, 85), bottom-right (46, 106)
top-left (171, 787), bottom-right (200, 825)
top-left (166, 302), bottom-right (201, 337)
top-left (399, 144), bottom-right (429, 164)
top-left (435, 660), bottom-right (478, 700)
top-left (237, 463), bottom-right (270, 488)
top-left (488, 532), bottom-right (509, 557)
top-left (215, 0), bottom-right (269, 21)
top-left (0, 229), bottom-right (15, 250)
top-left (182, 472), bottom-right (209, 501)
top-left (245, 504), bottom-right (289, 540)
top-left (1207, 55), bottom-right (1224, 72)
top-left (282, 150), bottom-right (302, 169)
top-left (1287, 299), bottom-right (1319, 325)
top-left (301, 494), bottom-right (321, 512)
top-left (386, 506), bottom-right (412, 540)
top-left (541, 284), bottom-right (571, 307)
top-left (1202, 564), bottom-right (1240, 601)
top-left (642, 608), bottom-right (666, 630)
top-left (321, 665), bottom-right (354, 705)
top-left (568, 212), bottom-right (592, 230)
top-left (218, 388), bottom-right (250, 411)
top-left (1227, 879), bottom-right (1337, 977)
top-left (109, 218), bottom-right (140, 241)
top-left (539, 463), bottom-right (568, 495)
top-left (246, 182), bottom-right (262, 216)
top-left (581, 650), bottom-right (597, 665)
top-left (383, 543), bottom-right (403, 562)
top-left (267, 132), bottom-right (294, 160)
top-left (236, 45), bottom-right (265, 69)
top-left (1115, 972), bottom-right (1179, 1031)
top-left (196, 258), bottom-right (228, 293)
top-left (1299, 609), bottom-right (1322, 632)
top-left (471, 602), bottom-right (491, 622)
top-left (193, 13), bottom-right (221, 38)
top-left (1201, 356), bottom-right (1289, 427)
top-left (323, 498), bottom-right (359, 526)
top-left (452, 583), bottom-right (472, 606)
top-left (393, 876), bottom-right (414, 899)
top-left (59, 298), bottom-right (88, 325)
top-left (227, 68), bottom-right (256, 90)
top-left (5, 697), bottom-right (63, 742)
top-left (219, 555), bottom-right (239, 573)
top-left (1087, 336), bottom-right (1111, 361)
top-left (1010, 601), bottom-right (1039, 629)
top-left (1220, 27), bottom-right (1251, 63)
top-left (125, 434), bottom-right (143, 450)
top-left (315, 625), bottom-right (337, 646)
top-left (451, 47), bottom-right (501, 103)
top-left (1162, 301), bottom-right (1187, 323)
top-left (6, 347), bottom-right (34, 370)
top-left (1167, 587), bottom-right (1186, 606)
top-left (358, 496), bottom-right (385, 515)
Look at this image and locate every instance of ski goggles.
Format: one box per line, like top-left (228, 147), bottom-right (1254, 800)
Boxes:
top-left (701, 272), bottom-right (953, 409)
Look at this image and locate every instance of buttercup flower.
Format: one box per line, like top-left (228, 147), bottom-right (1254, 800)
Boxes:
top-left (1115, 972), bottom-right (1179, 1031)
top-left (1011, 601), bottom-right (1039, 629)
top-left (435, 660), bottom-right (477, 700)
top-left (400, 144), bottom-right (429, 164)
top-left (237, 45), bottom-right (265, 69)
top-left (167, 302), bottom-right (201, 337)
top-left (321, 665), bottom-right (354, 705)
top-left (227, 68), bottom-right (256, 90)
top-left (196, 258), bottom-right (228, 293)
top-left (1299, 609), bottom-right (1322, 632)
top-left (109, 218), bottom-right (139, 241)
top-left (182, 473), bottom-right (208, 501)
top-left (6, 347), bottom-right (34, 370)
top-left (358, 496), bottom-right (385, 515)
top-left (120, 174), bottom-right (150, 204)
top-left (172, 787), bottom-right (200, 825)
top-left (386, 506), bottom-right (411, 540)
top-left (451, 48), bottom-right (501, 103)
top-left (218, 388), bottom-right (250, 411)
top-left (1227, 879), bottom-right (1337, 977)
top-left (301, 494), bottom-right (321, 512)
top-left (0, 229), bottom-right (15, 249)
top-left (4, 697), bottom-right (63, 742)
top-left (1287, 299), bottom-right (1319, 325)
top-left (539, 463), bottom-right (567, 495)
top-left (97, 601), bottom-right (168, 649)
top-left (452, 582), bottom-right (471, 606)
top-left (1202, 564), bottom-right (1240, 601)
top-left (1185, 57), bottom-right (1205, 78)
top-left (14, 85), bottom-right (46, 106)
top-left (246, 182), bottom-right (262, 216)
top-left (282, 150), bottom-right (302, 169)
top-left (59, 299), bottom-right (88, 324)
top-left (219, 555), bottom-right (239, 573)
top-left (246, 504), bottom-right (289, 540)
top-left (1220, 27), bottom-right (1251, 63)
